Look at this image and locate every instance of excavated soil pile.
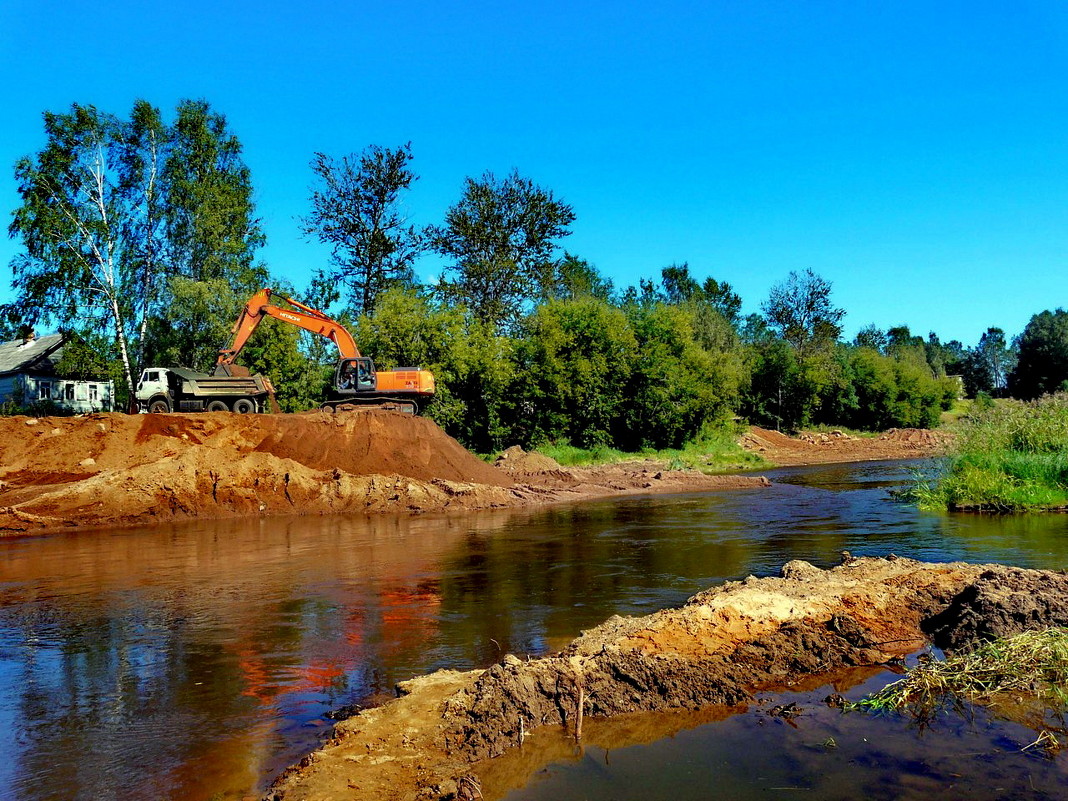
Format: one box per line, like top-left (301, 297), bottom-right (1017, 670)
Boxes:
top-left (0, 411), bottom-right (515, 533)
top-left (0, 414), bottom-right (768, 535)
top-left (741, 425), bottom-right (950, 465)
top-left (924, 566), bottom-right (1068, 651)
top-left (266, 557), bottom-right (1066, 801)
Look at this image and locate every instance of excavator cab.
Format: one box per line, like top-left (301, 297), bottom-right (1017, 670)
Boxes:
top-left (337, 357), bottom-right (376, 393)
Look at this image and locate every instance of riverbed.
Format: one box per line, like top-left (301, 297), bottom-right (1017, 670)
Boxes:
top-left (2, 460), bottom-right (1067, 799)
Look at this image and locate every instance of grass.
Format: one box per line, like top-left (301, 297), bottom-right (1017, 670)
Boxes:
top-left (851, 629), bottom-right (1068, 750)
top-left (533, 421), bottom-right (770, 473)
top-left (939, 397), bottom-right (974, 427)
top-left (535, 441), bottom-right (630, 466)
top-left (909, 392), bottom-right (1068, 512)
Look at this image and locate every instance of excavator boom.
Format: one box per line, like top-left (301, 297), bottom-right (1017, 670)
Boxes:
top-left (218, 287), bottom-right (434, 414)
top-left (218, 288), bottom-right (361, 365)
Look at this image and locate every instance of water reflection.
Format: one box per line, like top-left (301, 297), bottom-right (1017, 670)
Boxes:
top-left (501, 675), bottom-right (1068, 801)
top-left (2, 460), bottom-right (1068, 799)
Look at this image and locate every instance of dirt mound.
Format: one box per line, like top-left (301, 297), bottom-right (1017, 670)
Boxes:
top-left (0, 411), bottom-right (514, 533)
top-left (0, 413), bottom-right (770, 535)
top-left (493, 445), bottom-right (564, 473)
top-left (270, 557), bottom-right (1068, 800)
top-left (879, 427), bottom-right (950, 446)
top-left (740, 425), bottom-right (950, 465)
top-left (924, 567), bottom-right (1068, 651)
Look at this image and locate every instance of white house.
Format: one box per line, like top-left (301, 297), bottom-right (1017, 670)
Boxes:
top-left (0, 332), bottom-right (115, 413)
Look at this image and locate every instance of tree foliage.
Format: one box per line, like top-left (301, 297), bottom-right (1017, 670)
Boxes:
top-left (302, 144), bottom-right (421, 316)
top-left (516, 298), bottom-right (636, 448)
top-left (7, 100), bottom-right (264, 402)
top-left (430, 169), bottom-right (575, 330)
top-left (1009, 309), bottom-right (1068, 400)
top-left (762, 268), bottom-right (845, 358)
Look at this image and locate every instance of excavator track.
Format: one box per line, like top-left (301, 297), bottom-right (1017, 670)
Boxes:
top-left (321, 397), bottom-right (419, 415)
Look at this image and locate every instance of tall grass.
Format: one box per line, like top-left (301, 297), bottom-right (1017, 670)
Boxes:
top-left (911, 393), bottom-right (1068, 511)
top-left (534, 421), bottom-right (768, 473)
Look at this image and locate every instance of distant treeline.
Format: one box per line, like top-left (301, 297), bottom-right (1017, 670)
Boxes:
top-left (3, 100), bottom-right (1065, 450)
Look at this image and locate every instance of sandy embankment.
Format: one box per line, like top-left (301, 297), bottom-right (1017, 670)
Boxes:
top-left (0, 411), bottom-right (770, 535)
top-left (740, 425), bottom-right (951, 465)
top-left (265, 557), bottom-right (1068, 800)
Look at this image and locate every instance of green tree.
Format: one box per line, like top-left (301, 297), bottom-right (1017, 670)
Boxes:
top-left (1009, 309), bottom-right (1068, 400)
top-left (8, 103), bottom-right (139, 395)
top-left (757, 269), bottom-right (845, 427)
top-left (701, 276), bottom-right (742, 326)
top-left (742, 338), bottom-right (800, 430)
top-left (146, 277), bottom-right (239, 372)
top-left (353, 288), bottom-right (514, 450)
top-left (653, 263), bottom-right (742, 326)
top-left (621, 303), bottom-right (741, 449)
top-left (516, 297), bottom-right (637, 448)
top-left (976, 327), bottom-right (1015, 396)
top-left (550, 253), bottom-right (614, 301)
top-left (854, 324), bottom-right (887, 352)
top-left (302, 143), bottom-right (421, 316)
top-left (762, 268), bottom-right (845, 358)
top-left (660, 263), bottom-right (701, 304)
top-left (164, 99), bottom-right (265, 292)
top-left (430, 169), bottom-right (575, 330)
top-left (8, 100), bottom-right (264, 400)
top-left (54, 330), bottom-right (114, 381)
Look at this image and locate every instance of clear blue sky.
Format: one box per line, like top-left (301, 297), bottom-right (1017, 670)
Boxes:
top-left (1, 0), bottom-right (1066, 346)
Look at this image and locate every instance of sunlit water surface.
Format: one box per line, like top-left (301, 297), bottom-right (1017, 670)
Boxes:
top-left (2, 460), bottom-right (1068, 799)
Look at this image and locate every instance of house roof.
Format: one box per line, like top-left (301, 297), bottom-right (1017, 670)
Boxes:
top-left (0, 333), bottom-right (66, 376)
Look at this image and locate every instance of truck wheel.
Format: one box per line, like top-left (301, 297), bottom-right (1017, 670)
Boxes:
top-left (149, 398), bottom-right (170, 414)
top-left (206, 400), bottom-right (230, 412)
top-left (232, 398), bottom-right (256, 414)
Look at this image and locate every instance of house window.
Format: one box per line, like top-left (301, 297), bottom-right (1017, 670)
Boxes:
top-left (38, 381), bottom-right (51, 400)
top-left (88, 385), bottom-right (99, 402)
top-left (65, 383), bottom-right (75, 401)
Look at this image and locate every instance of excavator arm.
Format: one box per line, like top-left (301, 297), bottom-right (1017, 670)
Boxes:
top-left (218, 286), bottom-right (435, 414)
top-left (217, 288), bottom-right (361, 365)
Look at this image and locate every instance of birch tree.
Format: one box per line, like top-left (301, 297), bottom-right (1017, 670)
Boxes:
top-left (7, 100), bottom-right (264, 399)
top-left (8, 104), bottom-right (138, 395)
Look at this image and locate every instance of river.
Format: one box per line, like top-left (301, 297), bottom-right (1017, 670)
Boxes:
top-left (1, 460), bottom-right (1067, 800)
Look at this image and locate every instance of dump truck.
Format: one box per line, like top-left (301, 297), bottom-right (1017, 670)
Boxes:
top-left (218, 288), bottom-right (435, 414)
top-left (135, 366), bottom-right (274, 413)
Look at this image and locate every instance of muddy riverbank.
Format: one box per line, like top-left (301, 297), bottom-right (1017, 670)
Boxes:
top-left (0, 411), bottom-right (945, 535)
top-left (266, 556), bottom-right (1068, 800)
top-left (0, 411), bottom-right (767, 534)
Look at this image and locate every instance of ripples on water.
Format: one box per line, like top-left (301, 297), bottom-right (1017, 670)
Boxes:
top-left (2, 460), bottom-right (1068, 799)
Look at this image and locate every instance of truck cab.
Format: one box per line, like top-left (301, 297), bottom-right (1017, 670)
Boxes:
top-left (136, 368), bottom-right (173, 413)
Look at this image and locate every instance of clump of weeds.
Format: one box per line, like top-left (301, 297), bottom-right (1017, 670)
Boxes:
top-left (850, 629), bottom-right (1068, 754)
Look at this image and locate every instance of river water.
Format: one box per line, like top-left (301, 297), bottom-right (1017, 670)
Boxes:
top-left (2, 460), bottom-right (1068, 800)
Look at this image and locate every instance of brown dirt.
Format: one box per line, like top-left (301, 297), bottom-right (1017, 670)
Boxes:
top-left (0, 413), bottom-right (767, 535)
top-left (264, 556), bottom-right (1062, 801)
top-left (740, 425), bottom-right (950, 465)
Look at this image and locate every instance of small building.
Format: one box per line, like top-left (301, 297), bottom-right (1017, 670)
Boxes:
top-left (0, 332), bottom-right (115, 413)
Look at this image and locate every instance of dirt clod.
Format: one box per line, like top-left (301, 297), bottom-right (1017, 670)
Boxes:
top-left (924, 567), bottom-right (1068, 651)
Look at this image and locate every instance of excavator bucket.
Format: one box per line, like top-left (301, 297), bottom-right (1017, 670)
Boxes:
top-left (214, 363), bottom-right (252, 377)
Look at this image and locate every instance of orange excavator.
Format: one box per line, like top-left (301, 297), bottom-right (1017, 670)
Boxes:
top-left (216, 288), bottom-right (435, 414)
